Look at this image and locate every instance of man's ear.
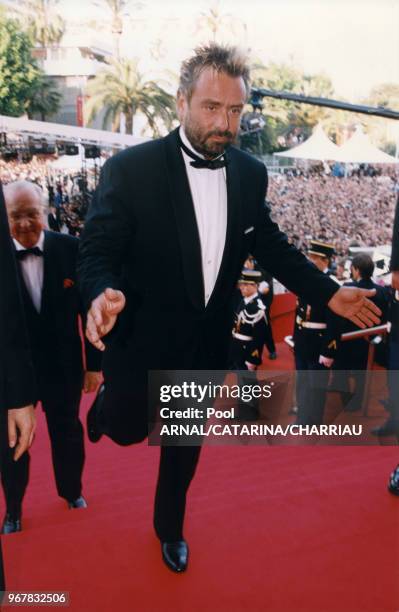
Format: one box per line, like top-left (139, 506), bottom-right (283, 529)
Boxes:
top-left (176, 90), bottom-right (187, 123)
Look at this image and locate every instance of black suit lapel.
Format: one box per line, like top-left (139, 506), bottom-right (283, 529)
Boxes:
top-left (41, 230), bottom-right (57, 318)
top-left (206, 147), bottom-right (243, 312)
top-left (15, 258), bottom-right (38, 318)
top-left (163, 129), bottom-right (205, 310)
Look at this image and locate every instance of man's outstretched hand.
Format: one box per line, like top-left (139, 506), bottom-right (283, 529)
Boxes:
top-left (328, 286), bottom-right (381, 328)
top-left (86, 288), bottom-right (126, 351)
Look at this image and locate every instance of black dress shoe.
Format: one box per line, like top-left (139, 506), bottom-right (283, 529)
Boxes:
top-left (388, 465), bottom-right (399, 496)
top-left (87, 385), bottom-right (105, 443)
top-left (268, 352), bottom-right (277, 360)
top-left (161, 540), bottom-right (188, 573)
top-left (1, 513), bottom-right (22, 535)
top-left (67, 496), bottom-right (88, 509)
top-left (371, 420), bottom-right (399, 437)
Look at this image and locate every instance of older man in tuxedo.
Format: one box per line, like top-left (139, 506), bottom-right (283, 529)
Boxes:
top-left (78, 43), bottom-right (381, 572)
top-left (0, 182), bottom-right (36, 590)
top-left (1, 181), bottom-right (102, 535)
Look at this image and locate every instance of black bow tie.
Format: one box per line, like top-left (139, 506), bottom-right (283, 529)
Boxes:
top-left (16, 247), bottom-right (43, 261)
top-left (178, 132), bottom-right (228, 170)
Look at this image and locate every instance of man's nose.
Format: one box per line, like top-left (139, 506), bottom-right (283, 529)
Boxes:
top-left (18, 217), bottom-right (31, 230)
top-left (215, 109), bottom-right (229, 131)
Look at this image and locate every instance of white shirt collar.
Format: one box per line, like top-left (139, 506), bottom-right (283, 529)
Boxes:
top-left (180, 126), bottom-right (205, 159)
top-left (14, 230), bottom-right (45, 252)
top-left (244, 291), bottom-right (259, 304)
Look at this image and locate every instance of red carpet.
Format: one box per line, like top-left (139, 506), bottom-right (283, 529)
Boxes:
top-left (1, 384), bottom-right (398, 611)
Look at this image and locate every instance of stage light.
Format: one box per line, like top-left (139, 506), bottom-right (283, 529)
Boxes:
top-left (240, 112), bottom-right (266, 134)
top-left (1, 149), bottom-right (18, 161)
top-left (84, 145), bottom-right (101, 159)
top-left (65, 144), bottom-right (79, 155)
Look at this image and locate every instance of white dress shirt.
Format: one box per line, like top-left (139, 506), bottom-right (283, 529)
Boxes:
top-left (180, 126), bottom-right (227, 305)
top-left (14, 231), bottom-right (45, 313)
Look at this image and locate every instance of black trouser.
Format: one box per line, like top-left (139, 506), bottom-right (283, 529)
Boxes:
top-left (1, 383), bottom-right (84, 515)
top-left (264, 307), bottom-right (276, 355)
top-left (229, 357), bottom-right (260, 420)
top-left (331, 339), bottom-right (369, 410)
top-left (99, 337), bottom-right (226, 543)
top-left (294, 351), bottom-right (330, 426)
top-left (99, 381), bottom-right (202, 541)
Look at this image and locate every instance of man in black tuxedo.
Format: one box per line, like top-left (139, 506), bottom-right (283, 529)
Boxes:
top-left (1, 181), bottom-right (102, 534)
top-left (387, 196), bottom-right (399, 494)
top-left (333, 253), bottom-right (389, 413)
top-left (47, 205), bottom-right (61, 232)
top-left (78, 43), bottom-right (381, 572)
top-left (0, 182), bottom-right (37, 590)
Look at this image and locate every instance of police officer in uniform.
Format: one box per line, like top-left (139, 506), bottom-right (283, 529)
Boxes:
top-left (230, 269), bottom-right (269, 419)
top-left (244, 256), bottom-right (277, 359)
top-left (334, 254), bottom-right (389, 413)
top-left (293, 240), bottom-right (340, 426)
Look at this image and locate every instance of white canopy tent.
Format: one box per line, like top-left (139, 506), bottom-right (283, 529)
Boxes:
top-left (0, 115), bottom-right (148, 148)
top-left (274, 124), bottom-right (340, 161)
top-left (274, 123), bottom-right (399, 164)
top-left (333, 126), bottom-right (399, 164)
top-left (48, 154), bottom-right (104, 170)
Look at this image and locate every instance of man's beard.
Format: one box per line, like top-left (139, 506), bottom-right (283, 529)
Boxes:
top-left (183, 117), bottom-right (235, 159)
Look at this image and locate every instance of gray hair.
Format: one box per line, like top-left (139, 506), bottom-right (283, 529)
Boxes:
top-left (3, 180), bottom-right (46, 209)
top-left (178, 43), bottom-right (251, 101)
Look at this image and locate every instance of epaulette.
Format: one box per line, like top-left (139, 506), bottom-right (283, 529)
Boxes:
top-left (256, 298), bottom-right (266, 310)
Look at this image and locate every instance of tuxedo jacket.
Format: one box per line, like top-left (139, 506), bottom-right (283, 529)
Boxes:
top-left (18, 230), bottom-right (102, 396)
top-left (390, 197), bottom-right (399, 339)
top-left (78, 128), bottom-right (339, 388)
top-left (0, 184), bottom-right (36, 455)
top-left (392, 196), bottom-right (399, 272)
top-left (47, 211), bottom-right (61, 232)
top-left (0, 185), bottom-right (36, 411)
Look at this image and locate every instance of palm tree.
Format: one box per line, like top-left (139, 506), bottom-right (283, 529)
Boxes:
top-left (84, 57), bottom-right (176, 136)
top-left (26, 74), bottom-right (62, 121)
top-left (195, 3), bottom-right (246, 43)
top-left (22, 0), bottom-right (66, 48)
top-left (91, 0), bottom-right (130, 58)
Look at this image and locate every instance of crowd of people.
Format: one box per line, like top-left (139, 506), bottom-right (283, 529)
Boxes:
top-left (0, 157), bottom-right (95, 237)
top-left (1, 155), bottom-right (397, 258)
top-left (268, 172), bottom-right (398, 257)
